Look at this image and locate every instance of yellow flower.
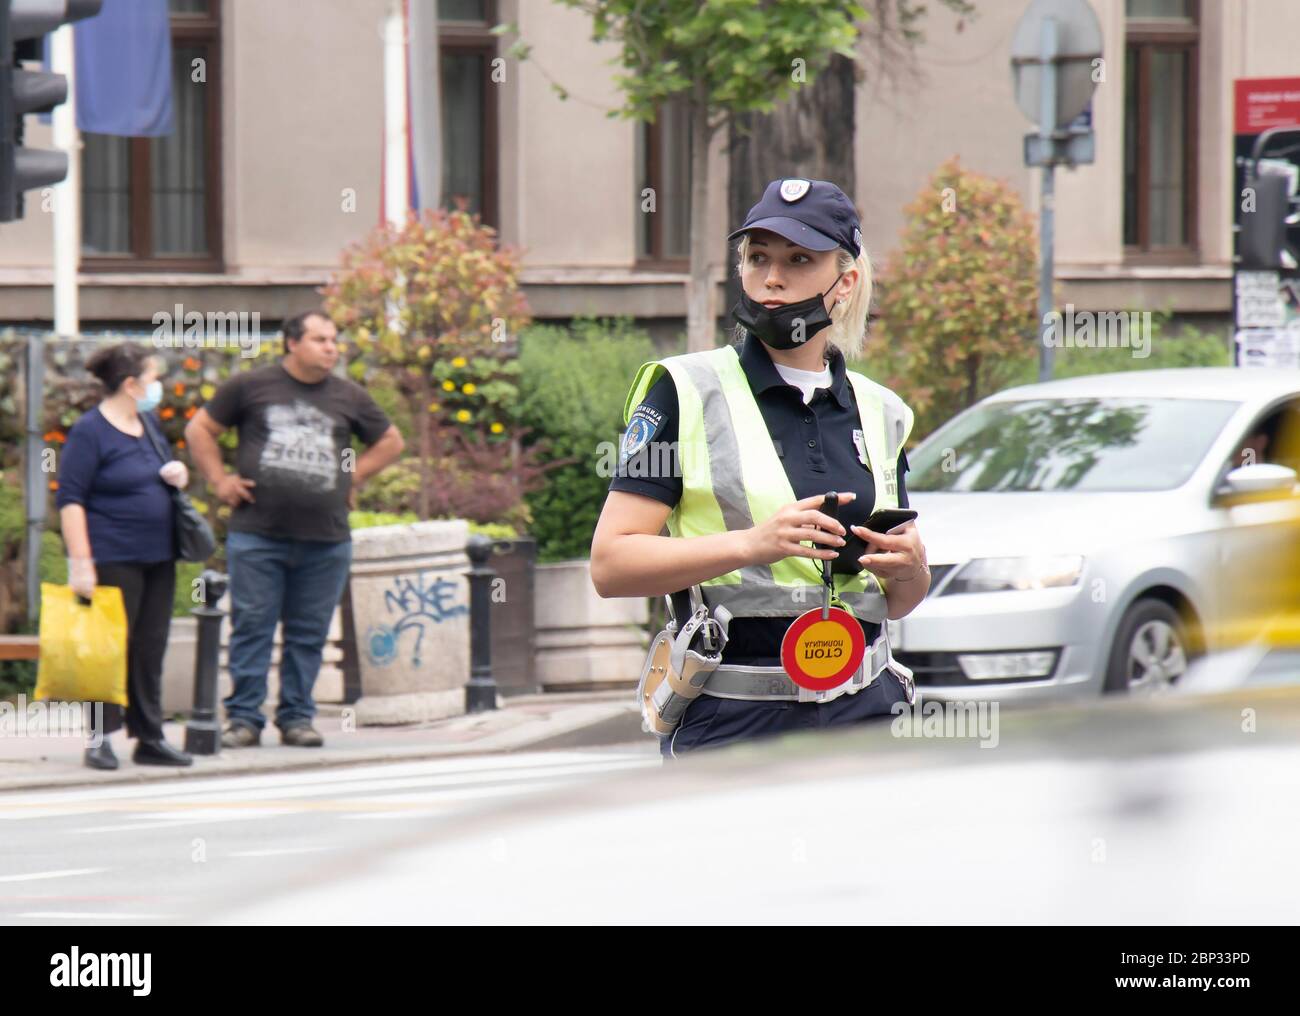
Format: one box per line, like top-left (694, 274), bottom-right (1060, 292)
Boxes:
top-left (199, 383), bottom-right (216, 400)
top-left (427, 402), bottom-right (441, 413)
top-left (461, 382), bottom-right (476, 395)
top-left (490, 422), bottom-right (504, 434)
top-left (456, 409), bottom-right (471, 423)
top-left (451, 356), bottom-right (467, 368)
top-left (442, 379), bottom-right (455, 391)
top-left (417, 346), bottom-right (432, 360)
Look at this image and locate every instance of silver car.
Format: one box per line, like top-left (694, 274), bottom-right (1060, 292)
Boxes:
top-left (894, 367), bottom-right (1300, 703)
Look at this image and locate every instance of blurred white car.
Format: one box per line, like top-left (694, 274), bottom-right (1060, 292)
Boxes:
top-left (896, 368), bottom-right (1300, 703)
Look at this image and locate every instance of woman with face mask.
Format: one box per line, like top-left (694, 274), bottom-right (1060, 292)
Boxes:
top-left (57, 343), bottom-right (193, 770)
top-left (592, 178), bottom-right (930, 758)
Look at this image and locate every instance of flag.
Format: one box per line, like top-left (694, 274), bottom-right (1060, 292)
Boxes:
top-left (74, 0), bottom-right (173, 137)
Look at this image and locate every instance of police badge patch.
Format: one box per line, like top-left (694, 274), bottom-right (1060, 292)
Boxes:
top-left (779, 179), bottom-right (811, 202)
top-left (620, 404), bottom-right (664, 465)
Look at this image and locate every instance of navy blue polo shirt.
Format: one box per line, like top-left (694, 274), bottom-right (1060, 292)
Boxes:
top-left (608, 332), bottom-right (910, 666)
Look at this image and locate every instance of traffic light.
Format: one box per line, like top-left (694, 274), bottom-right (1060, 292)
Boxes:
top-left (0, 0), bottom-right (102, 222)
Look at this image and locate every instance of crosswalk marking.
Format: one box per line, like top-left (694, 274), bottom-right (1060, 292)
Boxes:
top-left (0, 750), bottom-right (655, 819)
top-left (2, 750), bottom-right (660, 837)
top-left (0, 867), bottom-right (107, 883)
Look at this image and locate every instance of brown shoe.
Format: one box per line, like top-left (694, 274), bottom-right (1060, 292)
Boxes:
top-left (221, 722), bottom-right (261, 749)
top-left (280, 723), bottom-right (324, 748)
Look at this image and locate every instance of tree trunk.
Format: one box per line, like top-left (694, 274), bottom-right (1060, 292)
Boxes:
top-left (686, 81), bottom-right (718, 353)
top-left (965, 352), bottom-right (981, 409)
top-left (725, 55), bottom-right (858, 315)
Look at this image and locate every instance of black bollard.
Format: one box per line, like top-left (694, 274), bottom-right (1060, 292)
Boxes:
top-left (185, 569), bottom-right (228, 754)
top-left (464, 534), bottom-right (499, 713)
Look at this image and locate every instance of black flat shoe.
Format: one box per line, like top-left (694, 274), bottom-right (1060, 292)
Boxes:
top-left (133, 739), bottom-right (193, 767)
top-left (84, 740), bottom-right (119, 771)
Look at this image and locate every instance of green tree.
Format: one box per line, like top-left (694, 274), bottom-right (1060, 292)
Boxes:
top-left (322, 209), bottom-right (547, 524)
top-left (869, 156), bottom-right (1039, 439)
top-left (547, 0), bottom-right (868, 352)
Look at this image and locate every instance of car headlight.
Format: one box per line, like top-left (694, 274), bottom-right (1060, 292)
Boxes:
top-left (941, 555), bottom-right (1084, 595)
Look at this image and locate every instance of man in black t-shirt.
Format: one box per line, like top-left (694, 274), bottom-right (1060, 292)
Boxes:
top-left (186, 311), bottom-right (405, 748)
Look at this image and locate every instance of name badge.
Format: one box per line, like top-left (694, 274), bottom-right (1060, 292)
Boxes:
top-left (852, 429), bottom-right (869, 467)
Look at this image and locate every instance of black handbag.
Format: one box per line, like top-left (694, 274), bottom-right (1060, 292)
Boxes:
top-left (141, 412), bottom-right (217, 563)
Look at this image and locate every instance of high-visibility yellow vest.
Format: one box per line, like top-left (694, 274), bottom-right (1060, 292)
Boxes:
top-left (622, 344), bottom-right (914, 623)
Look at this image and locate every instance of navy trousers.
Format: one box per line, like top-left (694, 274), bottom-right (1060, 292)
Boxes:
top-left (661, 670), bottom-right (911, 759)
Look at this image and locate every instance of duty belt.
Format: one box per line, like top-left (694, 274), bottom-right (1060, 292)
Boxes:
top-left (701, 629), bottom-right (908, 704)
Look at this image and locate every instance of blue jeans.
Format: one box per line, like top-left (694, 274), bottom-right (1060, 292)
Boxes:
top-left (661, 670), bottom-right (911, 759)
top-left (223, 531), bottom-right (352, 732)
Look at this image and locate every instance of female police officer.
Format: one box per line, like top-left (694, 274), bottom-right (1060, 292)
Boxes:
top-left (591, 178), bottom-right (930, 758)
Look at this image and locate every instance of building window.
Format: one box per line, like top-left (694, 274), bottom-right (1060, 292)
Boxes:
top-left (438, 0), bottom-right (497, 228)
top-left (636, 99), bottom-right (692, 265)
top-left (1123, 0), bottom-right (1198, 257)
top-left (81, 0), bottom-right (221, 269)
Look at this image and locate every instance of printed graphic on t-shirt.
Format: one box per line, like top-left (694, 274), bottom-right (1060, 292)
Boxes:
top-left (259, 400), bottom-right (339, 492)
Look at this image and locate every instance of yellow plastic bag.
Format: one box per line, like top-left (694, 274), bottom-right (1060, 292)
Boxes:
top-left (34, 583), bottom-right (128, 706)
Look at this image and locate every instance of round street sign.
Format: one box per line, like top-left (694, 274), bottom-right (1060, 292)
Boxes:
top-left (1010, 0), bottom-right (1103, 130)
top-left (780, 607), bottom-right (867, 692)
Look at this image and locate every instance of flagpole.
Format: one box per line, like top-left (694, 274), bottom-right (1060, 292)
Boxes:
top-left (383, 0), bottom-right (408, 228)
top-left (50, 23), bottom-right (78, 337)
top-left (26, 23), bottom-right (78, 619)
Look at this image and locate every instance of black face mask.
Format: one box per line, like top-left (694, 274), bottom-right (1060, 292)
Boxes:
top-left (730, 274), bottom-right (844, 350)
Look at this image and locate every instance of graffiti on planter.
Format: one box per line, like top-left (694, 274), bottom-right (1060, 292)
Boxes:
top-left (364, 570), bottom-right (469, 667)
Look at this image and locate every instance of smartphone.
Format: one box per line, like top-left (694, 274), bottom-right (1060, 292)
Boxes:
top-left (831, 508), bottom-right (918, 574)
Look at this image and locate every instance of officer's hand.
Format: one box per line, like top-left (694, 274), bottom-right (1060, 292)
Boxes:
top-left (852, 521), bottom-right (927, 581)
top-left (744, 492), bottom-right (852, 566)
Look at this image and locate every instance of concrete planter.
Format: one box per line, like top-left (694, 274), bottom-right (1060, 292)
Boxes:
top-left (160, 605), bottom-right (345, 719)
top-left (534, 559), bottom-right (647, 691)
top-left (348, 520), bottom-right (471, 725)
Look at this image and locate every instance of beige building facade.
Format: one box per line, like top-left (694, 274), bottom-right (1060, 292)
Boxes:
top-left (0, 0), bottom-right (1295, 334)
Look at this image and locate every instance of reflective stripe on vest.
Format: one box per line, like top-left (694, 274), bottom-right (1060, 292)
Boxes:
top-left (623, 345), bottom-right (914, 623)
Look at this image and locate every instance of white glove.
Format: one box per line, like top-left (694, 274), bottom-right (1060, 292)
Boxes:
top-left (67, 557), bottom-right (97, 600)
top-left (159, 460), bottom-right (189, 488)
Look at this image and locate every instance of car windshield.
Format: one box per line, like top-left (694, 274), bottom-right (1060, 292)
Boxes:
top-left (908, 397), bottom-right (1241, 492)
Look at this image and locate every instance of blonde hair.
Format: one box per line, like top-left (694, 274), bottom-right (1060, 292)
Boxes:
top-left (734, 232), bottom-right (874, 361)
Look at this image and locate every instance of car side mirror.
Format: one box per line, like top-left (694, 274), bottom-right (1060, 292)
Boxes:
top-left (1216, 462), bottom-right (1298, 501)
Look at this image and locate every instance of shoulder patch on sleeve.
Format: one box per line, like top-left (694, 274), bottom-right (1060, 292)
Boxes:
top-left (620, 403), bottom-right (666, 464)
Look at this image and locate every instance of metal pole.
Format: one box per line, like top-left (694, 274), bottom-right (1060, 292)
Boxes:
top-left (185, 570), bottom-right (228, 755)
top-left (50, 23), bottom-right (78, 338)
top-left (383, 0), bottom-right (408, 227)
top-left (1037, 17), bottom-right (1060, 384)
top-left (24, 331), bottom-right (44, 621)
top-left (464, 534), bottom-right (498, 712)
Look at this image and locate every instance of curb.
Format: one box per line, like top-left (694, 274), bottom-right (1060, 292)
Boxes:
top-left (0, 695), bottom-right (649, 795)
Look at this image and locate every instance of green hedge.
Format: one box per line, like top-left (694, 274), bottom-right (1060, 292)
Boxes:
top-left (518, 317), bottom-right (663, 563)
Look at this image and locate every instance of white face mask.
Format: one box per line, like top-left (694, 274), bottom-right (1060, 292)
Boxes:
top-left (133, 379), bottom-right (163, 412)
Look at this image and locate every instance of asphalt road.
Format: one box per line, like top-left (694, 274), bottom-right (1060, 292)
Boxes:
top-left (0, 746), bottom-right (661, 924)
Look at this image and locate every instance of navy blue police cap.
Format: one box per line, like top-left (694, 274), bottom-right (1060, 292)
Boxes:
top-left (728, 178), bottom-right (862, 259)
